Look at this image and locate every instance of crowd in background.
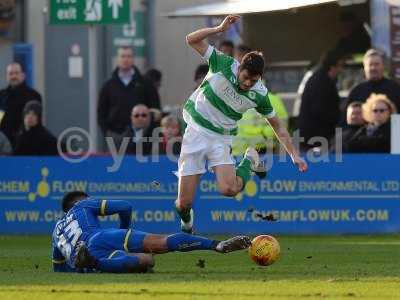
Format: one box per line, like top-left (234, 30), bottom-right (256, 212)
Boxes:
top-left (298, 49), bottom-right (398, 154)
top-left (0, 16), bottom-right (399, 157)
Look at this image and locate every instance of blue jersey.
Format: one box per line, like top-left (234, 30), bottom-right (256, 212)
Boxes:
top-left (51, 198), bottom-right (132, 272)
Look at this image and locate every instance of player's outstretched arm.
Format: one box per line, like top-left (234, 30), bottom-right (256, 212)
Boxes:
top-left (99, 200), bottom-right (132, 229)
top-left (186, 15), bottom-right (240, 56)
top-left (266, 116), bottom-right (308, 172)
top-left (52, 245), bottom-right (75, 272)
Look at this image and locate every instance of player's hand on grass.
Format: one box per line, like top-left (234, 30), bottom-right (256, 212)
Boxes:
top-left (217, 15), bottom-right (241, 33)
top-left (292, 156), bottom-right (308, 172)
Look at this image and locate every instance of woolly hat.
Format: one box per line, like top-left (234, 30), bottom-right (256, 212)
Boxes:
top-left (23, 100), bottom-right (42, 118)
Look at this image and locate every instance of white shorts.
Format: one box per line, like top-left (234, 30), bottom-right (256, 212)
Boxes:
top-left (177, 126), bottom-right (235, 177)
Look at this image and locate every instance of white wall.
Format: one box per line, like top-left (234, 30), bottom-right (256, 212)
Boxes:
top-left (152, 0), bottom-right (215, 108)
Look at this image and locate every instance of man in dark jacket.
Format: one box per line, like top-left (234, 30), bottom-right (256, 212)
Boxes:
top-left (347, 49), bottom-right (400, 111)
top-left (330, 101), bottom-right (365, 152)
top-left (298, 51), bottom-right (344, 151)
top-left (0, 63), bottom-right (42, 147)
top-left (122, 104), bottom-right (156, 156)
top-left (97, 47), bottom-right (160, 148)
top-left (14, 101), bottom-right (58, 156)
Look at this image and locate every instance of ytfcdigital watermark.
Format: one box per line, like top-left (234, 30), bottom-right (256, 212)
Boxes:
top-left (57, 126), bottom-right (182, 172)
top-left (57, 126), bottom-right (345, 173)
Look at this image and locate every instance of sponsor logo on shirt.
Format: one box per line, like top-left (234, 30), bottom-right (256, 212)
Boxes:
top-left (223, 86), bottom-right (243, 106)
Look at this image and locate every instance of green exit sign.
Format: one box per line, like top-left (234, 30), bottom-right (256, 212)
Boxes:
top-left (50, 0), bottom-right (130, 25)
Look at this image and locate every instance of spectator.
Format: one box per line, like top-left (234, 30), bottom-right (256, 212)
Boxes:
top-left (345, 94), bottom-right (396, 153)
top-left (145, 69), bottom-right (162, 90)
top-left (144, 69), bottom-right (163, 122)
top-left (347, 49), bottom-right (400, 111)
top-left (97, 47), bottom-right (160, 148)
top-left (292, 62), bottom-right (316, 118)
top-left (234, 44), bottom-right (251, 62)
top-left (159, 115), bottom-right (181, 156)
top-left (219, 40), bottom-right (234, 57)
top-left (298, 51), bottom-right (344, 151)
top-left (330, 101), bottom-right (365, 152)
top-left (0, 130), bottom-right (12, 155)
top-left (123, 104), bottom-right (156, 155)
top-left (194, 64), bottom-right (209, 88)
top-left (0, 62), bottom-right (42, 148)
top-left (14, 101), bottom-right (58, 156)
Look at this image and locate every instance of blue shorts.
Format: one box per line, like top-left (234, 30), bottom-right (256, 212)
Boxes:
top-left (87, 228), bottom-right (147, 260)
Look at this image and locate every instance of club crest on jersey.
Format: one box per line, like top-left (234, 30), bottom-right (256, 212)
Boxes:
top-left (230, 75), bottom-right (237, 84)
top-left (248, 91), bottom-right (256, 100)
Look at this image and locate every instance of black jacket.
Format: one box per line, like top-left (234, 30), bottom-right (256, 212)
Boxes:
top-left (122, 123), bottom-right (157, 156)
top-left (329, 124), bottom-right (362, 152)
top-left (298, 69), bottom-right (340, 146)
top-left (345, 121), bottom-right (391, 153)
top-left (0, 83), bottom-right (42, 146)
top-left (347, 78), bottom-right (400, 112)
top-left (97, 67), bottom-right (160, 134)
top-left (14, 125), bottom-right (58, 156)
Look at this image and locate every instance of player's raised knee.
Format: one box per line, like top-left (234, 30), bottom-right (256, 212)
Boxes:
top-left (219, 183), bottom-right (240, 197)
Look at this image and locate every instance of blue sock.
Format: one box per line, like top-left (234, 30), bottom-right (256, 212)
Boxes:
top-left (166, 233), bottom-right (219, 252)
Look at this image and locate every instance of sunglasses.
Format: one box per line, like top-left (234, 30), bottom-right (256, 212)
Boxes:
top-left (133, 113), bottom-right (149, 118)
top-left (372, 108), bottom-right (388, 113)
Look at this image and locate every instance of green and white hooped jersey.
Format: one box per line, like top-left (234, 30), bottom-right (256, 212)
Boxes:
top-left (183, 45), bottom-right (275, 137)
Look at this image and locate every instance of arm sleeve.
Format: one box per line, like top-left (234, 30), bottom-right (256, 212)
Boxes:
top-left (97, 84), bottom-right (109, 135)
top-left (84, 199), bottom-right (132, 229)
top-left (203, 45), bottom-right (234, 74)
top-left (256, 93), bottom-right (276, 118)
top-left (34, 90), bottom-right (42, 103)
top-left (52, 244), bottom-right (74, 272)
top-left (144, 81), bottom-right (161, 109)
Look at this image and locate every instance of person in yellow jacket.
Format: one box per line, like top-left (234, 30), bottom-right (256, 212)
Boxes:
top-left (232, 92), bottom-right (289, 155)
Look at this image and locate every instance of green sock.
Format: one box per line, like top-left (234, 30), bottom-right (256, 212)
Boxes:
top-left (176, 206), bottom-right (191, 223)
top-left (236, 158), bottom-right (252, 189)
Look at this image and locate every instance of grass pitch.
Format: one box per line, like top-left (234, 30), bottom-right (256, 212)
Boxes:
top-left (0, 235), bottom-right (399, 300)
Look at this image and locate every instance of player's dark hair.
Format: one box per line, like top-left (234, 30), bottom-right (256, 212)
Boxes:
top-left (194, 64), bottom-right (209, 81)
top-left (62, 191), bottom-right (89, 213)
top-left (239, 51), bottom-right (265, 77)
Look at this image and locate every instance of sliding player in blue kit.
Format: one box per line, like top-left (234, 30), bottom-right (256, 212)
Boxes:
top-left (52, 191), bottom-right (251, 273)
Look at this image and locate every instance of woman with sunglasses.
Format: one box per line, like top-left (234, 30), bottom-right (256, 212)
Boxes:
top-left (345, 93), bottom-right (397, 153)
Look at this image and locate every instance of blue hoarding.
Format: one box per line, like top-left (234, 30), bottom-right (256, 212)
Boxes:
top-left (0, 155), bottom-right (399, 234)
